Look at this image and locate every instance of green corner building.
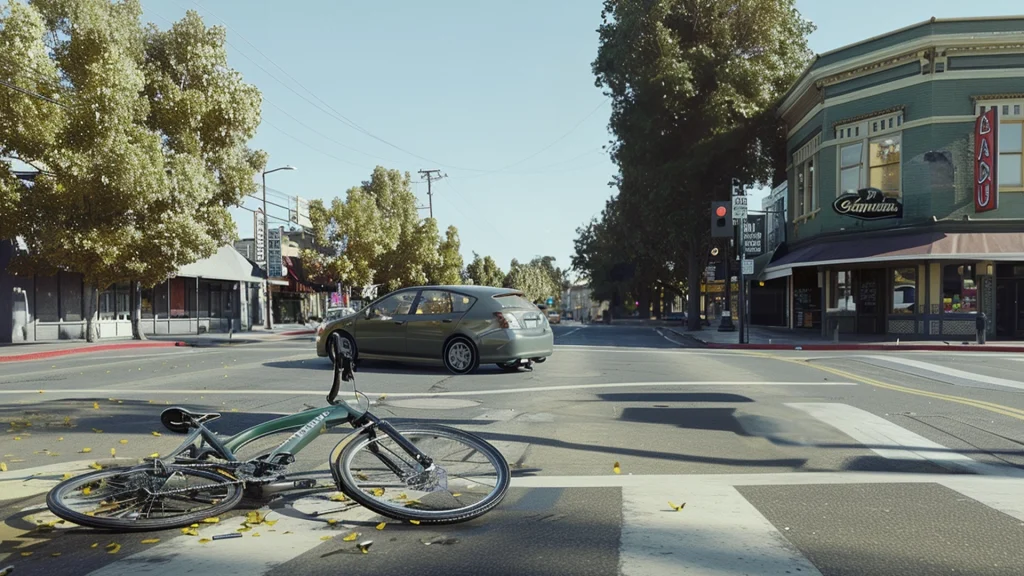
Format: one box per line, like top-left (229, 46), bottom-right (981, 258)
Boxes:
top-left (764, 16), bottom-right (1024, 340)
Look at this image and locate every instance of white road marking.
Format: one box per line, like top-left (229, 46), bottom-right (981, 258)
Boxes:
top-left (0, 381), bottom-right (857, 399)
top-left (621, 480), bottom-right (822, 576)
top-left (857, 355), bottom-right (1024, 391)
top-left (786, 403), bottom-right (1024, 477)
top-left (86, 494), bottom-right (381, 576)
top-left (555, 327), bottom-right (583, 339)
top-left (553, 344), bottom-right (744, 355)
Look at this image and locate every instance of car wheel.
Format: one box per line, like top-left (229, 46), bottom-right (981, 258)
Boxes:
top-left (497, 360), bottom-right (521, 372)
top-left (443, 336), bottom-right (478, 375)
top-left (327, 331), bottom-right (357, 364)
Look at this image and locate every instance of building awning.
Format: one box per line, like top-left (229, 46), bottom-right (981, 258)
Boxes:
top-left (764, 231), bottom-right (1024, 275)
top-left (175, 245), bottom-right (266, 284)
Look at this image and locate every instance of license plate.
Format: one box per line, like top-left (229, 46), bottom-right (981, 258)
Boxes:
top-left (524, 318), bottom-right (540, 328)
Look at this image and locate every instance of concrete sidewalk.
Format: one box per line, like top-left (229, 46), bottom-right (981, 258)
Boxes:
top-left (671, 322), bottom-right (1024, 352)
top-left (0, 323), bottom-right (317, 362)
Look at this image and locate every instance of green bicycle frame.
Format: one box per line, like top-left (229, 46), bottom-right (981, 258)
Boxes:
top-left (167, 401), bottom-right (367, 464)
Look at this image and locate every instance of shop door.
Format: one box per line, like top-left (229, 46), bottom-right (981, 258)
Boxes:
top-left (856, 269), bottom-right (885, 335)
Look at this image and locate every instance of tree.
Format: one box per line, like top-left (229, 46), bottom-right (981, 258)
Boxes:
top-left (0, 2), bottom-right (265, 341)
top-left (427, 225), bottom-right (463, 285)
top-left (587, 0), bottom-right (813, 330)
top-left (503, 259), bottom-right (560, 304)
top-left (465, 252), bottom-right (504, 287)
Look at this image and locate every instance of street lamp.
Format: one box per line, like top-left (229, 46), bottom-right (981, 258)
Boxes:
top-left (262, 165), bottom-right (297, 330)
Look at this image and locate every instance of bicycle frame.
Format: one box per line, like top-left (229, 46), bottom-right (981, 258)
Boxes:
top-left (165, 402), bottom-right (365, 465)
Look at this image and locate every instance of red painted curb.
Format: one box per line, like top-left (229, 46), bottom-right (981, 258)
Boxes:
top-left (277, 329), bottom-right (316, 336)
top-left (0, 341), bottom-right (187, 363)
top-left (703, 342), bottom-right (1024, 352)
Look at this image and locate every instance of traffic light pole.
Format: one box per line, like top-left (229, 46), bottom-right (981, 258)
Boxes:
top-left (718, 237), bottom-right (735, 332)
top-left (738, 221), bottom-right (747, 344)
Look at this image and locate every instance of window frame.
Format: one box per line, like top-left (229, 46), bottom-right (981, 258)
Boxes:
top-left (868, 133), bottom-right (903, 199)
top-left (976, 101), bottom-right (1024, 192)
top-left (791, 134), bottom-right (820, 221)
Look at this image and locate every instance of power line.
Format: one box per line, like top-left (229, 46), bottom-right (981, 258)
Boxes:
top-left (0, 78), bottom-right (68, 109)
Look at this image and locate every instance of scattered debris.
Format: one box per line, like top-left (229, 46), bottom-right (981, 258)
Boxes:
top-left (358, 540), bottom-right (373, 554)
top-left (613, 462), bottom-right (621, 474)
top-left (212, 533), bottom-right (241, 541)
top-left (421, 535), bottom-right (459, 546)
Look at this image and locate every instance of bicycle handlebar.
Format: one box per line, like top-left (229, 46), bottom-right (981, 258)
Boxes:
top-left (327, 332), bottom-right (355, 406)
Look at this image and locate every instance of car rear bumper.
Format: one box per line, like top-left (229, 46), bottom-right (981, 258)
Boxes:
top-left (478, 328), bottom-right (554, 363)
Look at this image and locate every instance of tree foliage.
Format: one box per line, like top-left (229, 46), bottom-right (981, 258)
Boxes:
top-left (576, 0), bottom-right (813, 326)
top-left (503, 257), bottom-right (562, 304)
top-left (428, 225), bottom-right (463, 286)
top-left (0, 1), bottom-right (265, 340)
top-left (464, 252), bottom-right (504, 287)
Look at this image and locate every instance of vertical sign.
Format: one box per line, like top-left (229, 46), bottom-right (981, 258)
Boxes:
top-left (975, 107), bottom-right (999, 213)
top-left (742, 214), bottom-right (766, 257)
top-left (254, 209), bottom-right (266, 267)
top-left (731, 195), bottom-right (748, 222)
top-left (267, 227), bottom-right (283, 278)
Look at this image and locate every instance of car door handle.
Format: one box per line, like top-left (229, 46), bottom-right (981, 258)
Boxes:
top-left (442, 319), bottom-right (453, 323)
top-left (394, 320), bottom-right (405, 325)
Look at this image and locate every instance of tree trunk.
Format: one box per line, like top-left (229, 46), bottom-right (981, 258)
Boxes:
top-left (85, 284), bottom-right (99, 342)
top-left (653, 287), bottom-right (663, 319)
top-left (131, 280), bottom-right (146, 340)
top-left (638, 289), bottom-right (650, 320)
top-left (686, 237), bottom-right (702, 331)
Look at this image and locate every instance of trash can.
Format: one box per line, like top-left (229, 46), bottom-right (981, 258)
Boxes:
top-left (976, 312), bottom-right (987, 345)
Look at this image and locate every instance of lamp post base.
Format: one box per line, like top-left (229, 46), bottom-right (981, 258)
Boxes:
top-left (718, 315), bottom-right (736, 332)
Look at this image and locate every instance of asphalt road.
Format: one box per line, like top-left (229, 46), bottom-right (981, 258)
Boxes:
top-left (2, 323), bottom-right (1024, 575)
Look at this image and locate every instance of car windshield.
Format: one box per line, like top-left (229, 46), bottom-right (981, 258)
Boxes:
top-left (492, 294), bottom-right (537, 309)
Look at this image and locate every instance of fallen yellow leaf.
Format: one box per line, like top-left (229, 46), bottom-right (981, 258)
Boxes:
top-left (201, 517), bottom-right (220, 524)
top-left (89, 462), bottom-right (103, 470)
top-left (409, 519), bottom-right (420, 525)
top-left (90, 542), bottom-right (99, 548)
top-left (58, 437), bottom-right (64, 441)
top-left (236, 526), bottom-right (252, 533)
top-left (151, 431), bottom-right (162, 437)
top-left (199, 538), bottom-right (211, 544)
top-left (245, 511), bottom-right (264, 524)
top-left (320, 535), bottom-right (333, 541)
top-left (263, 519), bottom-right (278, 526)
top-left (327, 519), bottom-right (338, 525)
top-left (20, 551), bottom-right (32, 557)
top-left (0, 462), bottom-right (6, 472)
top-left (371, 488), bottom-right (384, 497)
top-left (342, 532), bottom-right (359, 541)
top-left (140, 538), bottom-right (160, 544)
top-left (80, 447), bottom-right (92, 453)
top-left (82, 486), bottom-right (92, 495)
top-left (180, 527), bottom-right (199, 536)
top-left (110, 448), bottom-right (116, 457)
top-left (92, 428), bottom-right (103, 433)
top-left (119, 439), bottom-right (128, 445)
top-left (329, 493), bottom-right (348, 502)
top-left (358, 541), bottom-right (372, 554)
top-left (613, 461), bottom-right (621, 474)
top-left (375, 522), bottom-right (386, 531)
top-left (93, 403), bottom-right (99, 409)
top-left (669, 501), bottom-right (686, 512)
top-left (452, 493), bottom-right (462, 497)
top-left (107, 543), bottom-right (121, 554)
top-left (149, 453), bottom-right (160, 459)
top-left (51, 552), bottom-right (62, 557)
top-left (252, 532), bottom-right (261, 537)
top-left (61, 473), bottom-right (72, 480)
top-left (13, 437), bottom-right (21, 441)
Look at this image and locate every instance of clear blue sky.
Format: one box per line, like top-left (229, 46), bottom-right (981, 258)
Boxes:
top-left (140, 0), bottom-right (1023, 277)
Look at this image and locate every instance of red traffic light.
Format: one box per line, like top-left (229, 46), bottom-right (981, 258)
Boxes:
top-left (715, 205), bottom-right (728, 217)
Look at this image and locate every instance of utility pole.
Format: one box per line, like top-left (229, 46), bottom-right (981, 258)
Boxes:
top-left (418, 169), bottom-right (444, 219)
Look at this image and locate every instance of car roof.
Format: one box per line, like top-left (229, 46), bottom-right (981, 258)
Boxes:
top-left (401, 285), bottom-right (526, 297)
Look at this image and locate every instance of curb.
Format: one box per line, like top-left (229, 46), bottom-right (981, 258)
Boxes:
top-left (666, 329), bottom-right (1024, 353)
top-left (0, 341), bottom-right (187, 363)
top-left (277, 329), bottom-right (316, 336)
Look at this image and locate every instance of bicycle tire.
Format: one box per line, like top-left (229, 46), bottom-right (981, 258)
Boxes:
top-left (337, 423), bottom-right (509, 524)
top-left (47, 465), bottom-right (243, 532)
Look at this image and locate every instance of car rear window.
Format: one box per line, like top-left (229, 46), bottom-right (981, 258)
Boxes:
top-left (492, 293), bottom-right (537, 309)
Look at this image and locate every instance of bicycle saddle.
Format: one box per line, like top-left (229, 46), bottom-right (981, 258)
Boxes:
top-left (160, 407), bottom-right (222, 434)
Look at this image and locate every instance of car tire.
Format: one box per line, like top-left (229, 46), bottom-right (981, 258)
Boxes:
top-left (443, 336), bottom-right (478, 375)
top-left (327, 331), bottom-right (357, 364)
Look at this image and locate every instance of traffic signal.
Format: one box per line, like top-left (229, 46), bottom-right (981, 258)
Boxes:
top-left (711, 201), bottom-right (732, 237)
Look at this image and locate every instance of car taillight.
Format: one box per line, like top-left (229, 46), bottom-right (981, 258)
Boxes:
top-left (494, 312), bottom-right (522, 330)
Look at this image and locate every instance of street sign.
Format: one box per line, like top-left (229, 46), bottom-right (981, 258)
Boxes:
top-left (732, 196), bottom-right (748, 222)
top-left (742, 215), bottom-right (766, 257)
top-left (705, 265), bottom-right (716, 281)
top-left (267, 227), bottom-right (283, 278)
top-left (741, 259), bottom-right (754, 276)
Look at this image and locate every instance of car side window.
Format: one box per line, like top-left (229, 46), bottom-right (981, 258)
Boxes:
top-left (414, 290), bottom-right (453, 315)
top-left (372, 291), bottom-right (417, 318)
top-left (451, 293), bottom-right (477, 313)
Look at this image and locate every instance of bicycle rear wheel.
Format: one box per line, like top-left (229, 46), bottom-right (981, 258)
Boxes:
top-left (47, 465), bottom-right (243, 531)
top-left (336, 423), bottom-right (509, 524)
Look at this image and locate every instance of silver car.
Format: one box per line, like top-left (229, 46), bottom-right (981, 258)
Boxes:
top-left (315, 285), bottom-right (554, 374)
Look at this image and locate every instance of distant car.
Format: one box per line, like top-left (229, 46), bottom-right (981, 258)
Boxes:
top-left (547, 310), bottom-right (561, 324)
top-left (315, 285), bottom-right (554, 374)
top-left (323, 307), bottom-right (356, 323)
top-left (665, 311), bottom-right (687, 321)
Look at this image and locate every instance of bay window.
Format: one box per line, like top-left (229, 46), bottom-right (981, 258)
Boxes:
top-left (869, 134), bottom-right (901, 198)
top-left (835, 110), bottom-right (903, 198)
top-left (792, 134), bottom-right (820, 220)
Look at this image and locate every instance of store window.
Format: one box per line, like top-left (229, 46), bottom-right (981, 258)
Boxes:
top-left (141, 286), bottom-right (154, 319)
top-left (828, 270), bottom-right (856, 312)
top-left (1000, 120), bottom-right (1022, 189)
top-left (792, 134), bottom-right (819, 220)
top-left (99, 285), bottom-right (116, 320)
top-left (892, 267), bottom-right (916, 314)
top-left (839, 142), bottom-right (863, 194)
top-left (835, 111), bottom-right (903, 197)
top-left (942, 264), bottom-right (977, 313)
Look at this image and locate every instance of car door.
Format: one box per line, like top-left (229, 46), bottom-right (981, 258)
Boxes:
top-left (356, 290), bottom-right (418, 357)
top-left (406, 290), bottom-right (473, 359)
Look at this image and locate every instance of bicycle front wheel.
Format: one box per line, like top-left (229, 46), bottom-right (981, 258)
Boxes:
top-left (47, 465), bottom-right (243, 531)
top-left (337, 423), bottom-right (509, 524)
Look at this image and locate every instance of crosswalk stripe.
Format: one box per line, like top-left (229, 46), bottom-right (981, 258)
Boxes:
top-left (859, 355), bottom-right (1024, 391)
top-left (621, 480), bottom-right (822, 576)
top-left (786, 403), bottom-right (1024, 477)
top-left (86, 494), bottom-right (380, 576)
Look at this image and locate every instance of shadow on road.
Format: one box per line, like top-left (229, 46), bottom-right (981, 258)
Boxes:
top-left (595, 392), bottom-right (754, 403)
